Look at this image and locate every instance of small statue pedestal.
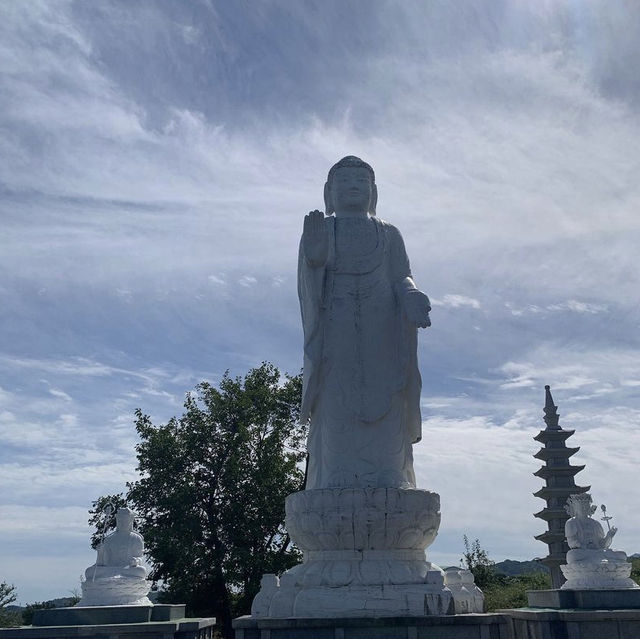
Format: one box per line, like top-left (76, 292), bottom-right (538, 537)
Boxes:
top-left (561, 557), bottom-right (638, 590)
top-left (78, 575), bottom-right (153, 607)
top-left (251, 488), bottom-right (482, 618)
top-left (527, 587), bottom-right (640, 610)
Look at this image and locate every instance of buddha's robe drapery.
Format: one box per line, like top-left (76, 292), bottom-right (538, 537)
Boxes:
top-left (298, 215), bottom-right (422, 489)
top-left (86, 531), bottom-right (146, 579)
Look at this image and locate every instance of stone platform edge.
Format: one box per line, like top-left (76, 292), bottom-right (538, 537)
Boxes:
top-left (0, 617), bottom-right (216, 639)
top-left (234, 613), bottom-right (512, 639)
top-left (32, 603), bottom-right (186, 626)
top-left (501, 607), bottom-right (640, 639)
top-left (527, 587), bottom-right (640, 610)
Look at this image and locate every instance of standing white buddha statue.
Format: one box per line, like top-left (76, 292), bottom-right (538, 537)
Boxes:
top-left (251, 157), bottom-right (482, 618)
top-left (298, 155), bottom-right (431, 490)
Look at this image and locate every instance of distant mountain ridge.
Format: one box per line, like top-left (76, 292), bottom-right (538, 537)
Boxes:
top-left (494, 555), bottom-right (640, 576)
top-left (493, 559), bottom-right (549, 576)
top-left (5, 597), bottom-right (77, 614)
top-left (6, 592), bottom-right (162, 614)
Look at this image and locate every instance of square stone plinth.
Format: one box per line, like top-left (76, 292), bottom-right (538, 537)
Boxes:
top-left (233, 614), bottom-right (512, 639)
top-left (503, 608), bottom-right (640, 639)
top-left (0, 609), bottom-right (215, 639)
top-left (527, 588), bottom-right (640, 610)
top-left (31, 604), bottom-right (186, 626)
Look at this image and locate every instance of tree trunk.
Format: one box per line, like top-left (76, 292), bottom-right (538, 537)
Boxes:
top-left (212, 572), bottom-right (233, 639)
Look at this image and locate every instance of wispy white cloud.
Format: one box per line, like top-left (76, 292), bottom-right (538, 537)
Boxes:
top-left (432, 295), bottom-right (481, 310)
top-left (0, 505), bottom-right (89, 537)
top-left (238, 275), bottom-right (258, 288)
top-left (547, 300), bottom-right (608, 314)
top-left (1, 356), bottom-right (114, 378)
top-left (48, 388), bottom-right (73, 402)
top-left (497, 345), bottom-right (640, 403)
top-left (506, 300), bottom-right (609, 317)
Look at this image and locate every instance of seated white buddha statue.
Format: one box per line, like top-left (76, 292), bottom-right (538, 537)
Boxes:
top-left (85, 508), bottom-right (147, 581)
top-left (564, 493), bottom-right (626, 564)
top-left (560, 493), bottom-right (637, 590)
top-left (78, 507), bottom-right (151, 606)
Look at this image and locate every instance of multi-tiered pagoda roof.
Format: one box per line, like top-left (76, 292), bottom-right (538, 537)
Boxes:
top-left (533, 385), bottom-right (589, 589)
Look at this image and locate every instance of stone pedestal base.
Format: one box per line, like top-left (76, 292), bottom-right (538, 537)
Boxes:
top-left (235, 613), bottom-right (512, 639)
top-left (561, 559), bottom-right (638, 590)
top-left (528, 588), bottom-right (640, 610)
top-left (504, 607), bottom-right (640, 639)
top-left (0, 605), bottom-right (216, 639)
top-left (251, 488), bottom-right (483, 618)
top-left (253, 561), bottom-right (454, 617)
top-left (32, 604), bottom-right (185, 626)
top-left (78, 576), bottom-right (152, 606)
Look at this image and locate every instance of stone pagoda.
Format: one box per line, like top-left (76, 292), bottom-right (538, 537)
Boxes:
top-left (533, 385), bottom-right (589, 588)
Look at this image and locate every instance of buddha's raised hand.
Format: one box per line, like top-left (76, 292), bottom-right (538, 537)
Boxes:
top-left (404, 290), bottom-right (432, 328)
top-left (303, 209), bottom-right (329, 267)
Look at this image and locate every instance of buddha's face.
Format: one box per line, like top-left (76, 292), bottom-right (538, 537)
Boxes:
top-left (573, 499), bottom-right (591, 518)
top-left (116, 509), bottom-right (135, 531)
top-left (329, 166), bottom-right (373, 214)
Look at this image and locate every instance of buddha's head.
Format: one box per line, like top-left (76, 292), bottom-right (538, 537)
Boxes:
top-left (324, 156), bottom-right (378, 217)
top-left (565, 493), bottom-right (596, 518)
top-left (115, 507), bottom-right (136, 532)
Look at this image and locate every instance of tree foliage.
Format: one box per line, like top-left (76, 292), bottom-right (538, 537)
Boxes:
top-left (631, 557), bottom-right (640, 585)
top-left (462, 535), bottom-right (499, 589)
top-left (0, 582), bottom-right (20, 628)
top-left (483, 571), bottom-right (551, 611)
top-left (0, 582), bottom-right (16, 609)
top-left (20, 595), bottom-right (81, 626)
top-left (90, 363), bottom-right (306, 639)
top-left (461, 536), bottom-right (551, 611)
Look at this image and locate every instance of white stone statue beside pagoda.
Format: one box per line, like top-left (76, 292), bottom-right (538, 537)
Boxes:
top-left (561, 493), bottom-right (639, 590)
top-left (251, 156), bottom-right (483, 618)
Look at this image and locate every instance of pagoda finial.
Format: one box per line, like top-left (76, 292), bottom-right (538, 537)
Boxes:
top-left (543, 385), bottom-right (560, 430)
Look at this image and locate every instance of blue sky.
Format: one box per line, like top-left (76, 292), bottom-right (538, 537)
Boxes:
top-left (1, 0), bottom-right (640, 604)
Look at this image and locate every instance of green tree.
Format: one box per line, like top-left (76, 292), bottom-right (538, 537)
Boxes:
top-left (631, 557), bottom-right (640, 585)
top-left (462, 535), bottom-right (503, 589)
top-left (483, 572), bottom-right (551, 611)
top-left (0, 582), bottom-right (20, 628)
top-left (20, 594), bottom-right (81, 626)
top-left (460, 537), bottom-right (551, 611)
top-left (90, 363), bottom-right (306, 639)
